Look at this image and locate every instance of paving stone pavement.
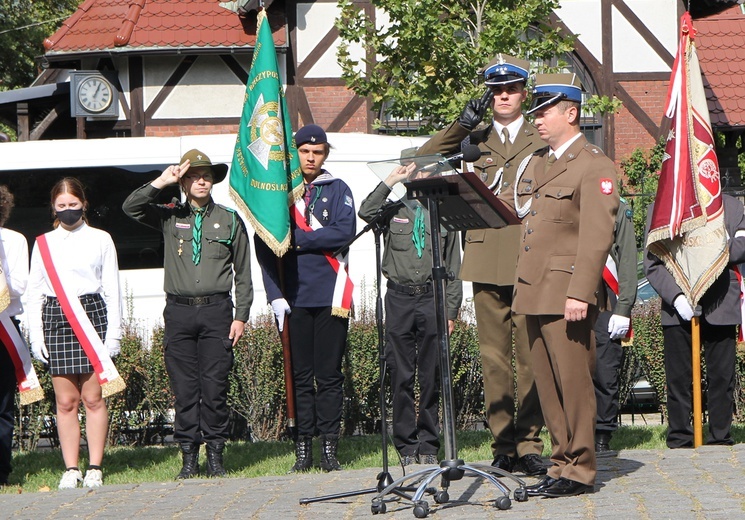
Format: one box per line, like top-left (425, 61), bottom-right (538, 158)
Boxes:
top-left (2, 446), bottom-right (745, 519)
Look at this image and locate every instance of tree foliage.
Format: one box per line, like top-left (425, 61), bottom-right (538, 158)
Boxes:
top-left (619, 139), bottom-right (665, 249)
top-left (335, 0), bottom-right (575, 133)
top-left (0, 0), bottom-right (79, 91)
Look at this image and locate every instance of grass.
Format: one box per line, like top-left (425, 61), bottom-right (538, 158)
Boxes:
top-left (4, 423), bottom-right (744, 494)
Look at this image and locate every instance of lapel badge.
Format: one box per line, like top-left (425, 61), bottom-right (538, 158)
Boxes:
top-left (567, 153), bottom-right (575, 160)
top-left (322, 209), bottom-right (329, 220)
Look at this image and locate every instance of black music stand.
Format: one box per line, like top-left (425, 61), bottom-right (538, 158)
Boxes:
top-left (369, 170), bottom-right (529, 517)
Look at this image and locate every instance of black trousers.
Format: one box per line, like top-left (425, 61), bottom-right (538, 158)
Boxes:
top-left (0, 338), bottom-right (16, 481)
top-left (288, 306), bottom-right (348, 437)
top-left (593, 310), bottom-right (624, 433)
top-left (164, 298), bottom-right (234, 444)
top-left (384, 289), bottom-right (440, 456)
top-left (663, 321), bottom-right (736, 448)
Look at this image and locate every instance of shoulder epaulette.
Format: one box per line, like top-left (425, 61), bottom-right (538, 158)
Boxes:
top-left (583, 142), bottom-right (607, 158)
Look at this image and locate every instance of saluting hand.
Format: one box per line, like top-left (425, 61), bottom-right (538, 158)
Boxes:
top-left (152, 159), bottom-right (191, 189)
top-left (384, 162), bottom-right (417, 188)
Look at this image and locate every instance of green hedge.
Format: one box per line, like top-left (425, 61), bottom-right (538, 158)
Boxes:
top-left (12, 300), bottom-right (745, 448)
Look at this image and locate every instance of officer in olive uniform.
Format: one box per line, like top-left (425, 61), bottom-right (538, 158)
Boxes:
top-left (500, 74), bottom-right (620, 498)
top-left (358, 162), bottom-right (462, 466)
top-left (417, 54), bottom-right (546, 476)
top-left (123, 149), bottom-right (253, 480)
top-left (593, 198), bottom-right (637, 453)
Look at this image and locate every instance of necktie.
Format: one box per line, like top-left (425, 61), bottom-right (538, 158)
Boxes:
top-left (192, 207), bottom-right (204, 265)
top-left (501, 128), bottom-right (511, 155)
top-left (544, 153), bottom-right (556, 173)
top-left (412, 205), bottom-right (426, 258)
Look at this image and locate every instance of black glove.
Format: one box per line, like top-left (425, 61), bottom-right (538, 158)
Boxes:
top-left (458, 89), bottom-right (494, 131)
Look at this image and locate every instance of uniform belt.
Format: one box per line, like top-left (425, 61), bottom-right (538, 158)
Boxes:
top-left (387, 280), bottom-right (431, 296)
top-left (166, 292), bottom-right (230, 306)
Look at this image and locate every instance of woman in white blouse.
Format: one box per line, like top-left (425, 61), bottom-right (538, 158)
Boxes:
top-left (27, 177), bottom-right (121, 490)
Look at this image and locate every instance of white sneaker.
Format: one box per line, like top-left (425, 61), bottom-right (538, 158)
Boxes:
top-left (82, 468), bottom-right (103, 488)
top-left (58, 468), bottom-right (83, 489)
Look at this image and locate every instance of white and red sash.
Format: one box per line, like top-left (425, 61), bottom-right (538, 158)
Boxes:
top-left (603, 255), bottom-right (633, 343)
top-left (36, 234), bottom-right (125, 398)
top-left (291, 198), bottom-right (354, 318)
top-left (0, 312), bottom-right (44, 405)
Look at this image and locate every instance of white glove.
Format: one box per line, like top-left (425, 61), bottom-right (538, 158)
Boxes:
top-left (105, 338), bottom-right (121, 358)
top-left (673, 295), bottom-right (694, 321)
top-left (31, 342), bottom-right (49, 364)
top-left (607, 314), bottom-right (630, 340)
top-left (270, 298), bottom-right (292, 332)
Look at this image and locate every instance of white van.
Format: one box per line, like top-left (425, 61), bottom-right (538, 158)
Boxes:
top-left (0, 133), bottom-right (435, 336)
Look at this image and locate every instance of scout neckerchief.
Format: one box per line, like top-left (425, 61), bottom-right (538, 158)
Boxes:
top-left (603, 255), bottom-right (633, 344)
top-left (291, 174), bottom-right (354, 317)
top-left (412, 205), bottom-right (426, 258)
top-left (36, 233), bottom-right (125, 398)
top-left (0, 264), bottom-right (43, 404)
top-left (192, 206), bottom-right (204, 265)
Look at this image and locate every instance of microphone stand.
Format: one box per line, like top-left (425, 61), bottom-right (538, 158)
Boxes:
top-left (299, 199), bottom-right (424, 506)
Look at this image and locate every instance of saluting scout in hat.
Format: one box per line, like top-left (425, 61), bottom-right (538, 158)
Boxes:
top-left (528, 73), bottom-right (584, 114)
top-left (179, 149), bottom-right (229, 184)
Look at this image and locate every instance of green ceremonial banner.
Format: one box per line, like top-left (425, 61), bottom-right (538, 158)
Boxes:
top-left (229, 9), bottom-right (303, 257)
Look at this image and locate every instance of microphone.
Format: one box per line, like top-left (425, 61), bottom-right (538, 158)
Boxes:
top-left (417, 144), bottom-right (482, 172)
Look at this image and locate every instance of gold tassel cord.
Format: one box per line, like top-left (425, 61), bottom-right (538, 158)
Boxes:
top-left (19, 386), bottom-right (44, 406)
top-left (100, 376), bottom-right (126, 399)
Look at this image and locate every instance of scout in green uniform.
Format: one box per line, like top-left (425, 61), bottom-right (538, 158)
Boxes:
top-left (359, 162), bottom-right (462, 465)
top-left (416, 54), bottom-right (546, 477)
top-left (122, 149), bottom-right (253, 480)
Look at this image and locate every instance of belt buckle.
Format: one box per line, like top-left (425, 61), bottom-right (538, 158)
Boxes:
top-left (192, 296), bottom-right (207, 305)
top-left (413, 285), bottom-right (425, 295)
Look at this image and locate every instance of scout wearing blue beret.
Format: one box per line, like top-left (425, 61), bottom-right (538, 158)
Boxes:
top-left (294, 124), bottom-right (328, 146)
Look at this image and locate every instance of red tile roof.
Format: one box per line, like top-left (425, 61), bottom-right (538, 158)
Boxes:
top-left (696, 5), bottom-right (745, 128)
top-left (43, 0), bottom-right (286, 57)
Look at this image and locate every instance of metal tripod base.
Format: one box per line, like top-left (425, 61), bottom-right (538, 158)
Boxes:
top-left (370, 459), bottom-right (529, 517)
top-left (299, 469), bottom-right (422, 505)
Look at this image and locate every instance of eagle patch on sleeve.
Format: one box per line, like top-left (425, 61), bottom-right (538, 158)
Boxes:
top-left (600, 178), bottom-right (614, 195)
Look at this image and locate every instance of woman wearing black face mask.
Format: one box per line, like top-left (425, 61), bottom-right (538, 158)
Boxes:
top-left (26, 177), bottom-right (122, 490)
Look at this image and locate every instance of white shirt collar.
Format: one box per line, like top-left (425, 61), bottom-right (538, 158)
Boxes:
top-left (551, 132), bottom-right (582, 159)
top-left (493, 116), bottom-right (525, 144)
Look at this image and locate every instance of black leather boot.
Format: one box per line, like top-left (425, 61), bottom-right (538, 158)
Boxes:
top-left (176, 442), bottom-right (200, 479)
top-left (205, 441), bottom-right (227, 477)
top-left (289, 436), bottom-right (313, 473)
top-left (319, 434), bottom-right (342, 472)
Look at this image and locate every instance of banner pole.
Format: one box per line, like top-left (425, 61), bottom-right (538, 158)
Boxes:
top-left (691, 314), bottom-right (703, 447)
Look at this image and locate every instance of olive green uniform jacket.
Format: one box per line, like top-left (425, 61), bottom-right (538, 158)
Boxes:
top-left (122, 184), bottom-right (253, 322)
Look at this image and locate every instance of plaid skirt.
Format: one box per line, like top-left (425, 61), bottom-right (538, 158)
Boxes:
top-left (43, 293), bottom-right (108, 376)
